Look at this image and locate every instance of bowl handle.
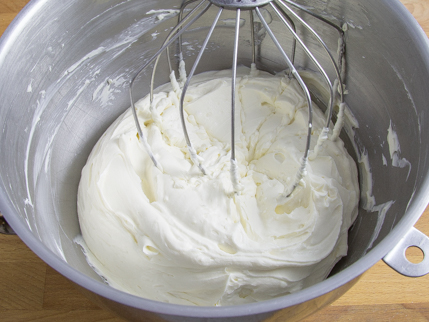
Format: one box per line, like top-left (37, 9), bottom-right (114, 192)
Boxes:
top-left (383, 227), bottom-right (429, 277)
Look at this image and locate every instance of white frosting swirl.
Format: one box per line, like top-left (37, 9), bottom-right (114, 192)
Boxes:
top-left (77, 67), bottom-right (359, 306)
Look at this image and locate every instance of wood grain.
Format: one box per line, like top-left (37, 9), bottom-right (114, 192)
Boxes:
top-left (1, 0), bottom-right (429, 321)
top-left (402, 0), bottom-right (429, 36)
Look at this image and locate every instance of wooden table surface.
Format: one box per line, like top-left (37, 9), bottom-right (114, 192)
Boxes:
top-left (1, 0), bottom-right (429, 321)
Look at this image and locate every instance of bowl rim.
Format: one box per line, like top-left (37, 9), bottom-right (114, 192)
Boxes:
top-left (1, 0), bottom-right (429, 318)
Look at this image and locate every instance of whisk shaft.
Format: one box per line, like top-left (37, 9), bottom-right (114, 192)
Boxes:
top-left (179, 5), bottom-right (223, 175)
top-left (255, 6), bottom-right (312, 196)
top-left (230, 9), bottom-right (241, 192)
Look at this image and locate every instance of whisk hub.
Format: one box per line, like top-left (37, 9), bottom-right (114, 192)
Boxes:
top-left (209, 0), bottom-right (273, 9)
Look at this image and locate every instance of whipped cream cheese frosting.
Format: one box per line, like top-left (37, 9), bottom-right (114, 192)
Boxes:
top-left (77, 66), bottom-right (359, 306)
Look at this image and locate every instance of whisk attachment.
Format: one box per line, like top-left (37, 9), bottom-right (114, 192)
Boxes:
top-left (130, 0), bottom-right (347, 196)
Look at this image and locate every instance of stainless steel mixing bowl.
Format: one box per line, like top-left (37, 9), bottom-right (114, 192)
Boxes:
top-left (1, 0), bottom-right (429, 321)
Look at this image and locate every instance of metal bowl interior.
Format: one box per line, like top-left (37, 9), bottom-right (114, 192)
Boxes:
top-left (1, 0), bottom-right (429, 321)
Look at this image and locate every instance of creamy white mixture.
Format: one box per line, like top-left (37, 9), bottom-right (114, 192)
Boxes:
top-left (77, 67), bottom-right (359, 306)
